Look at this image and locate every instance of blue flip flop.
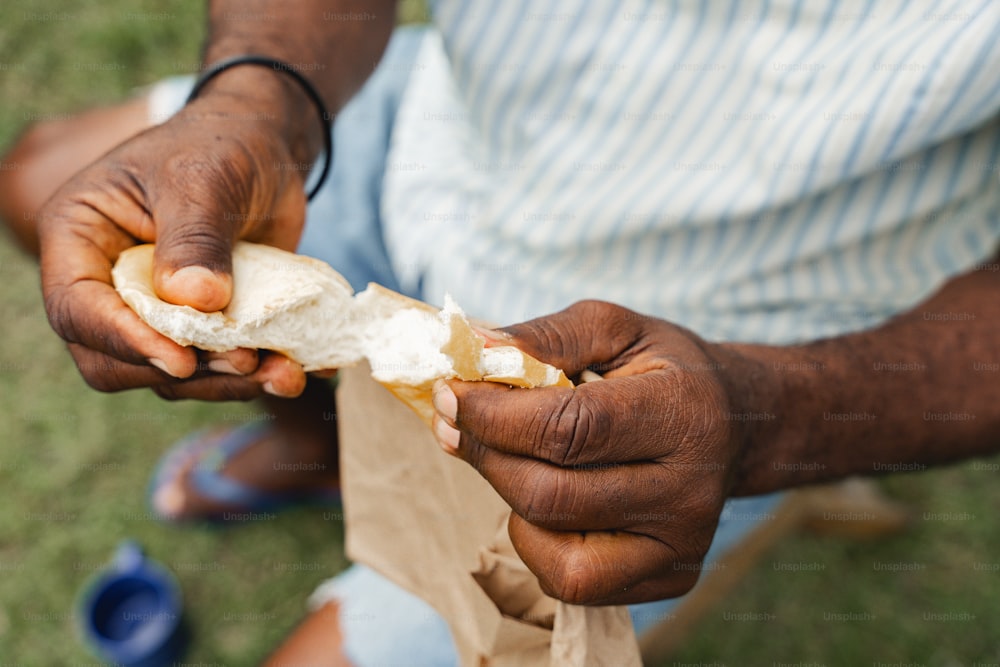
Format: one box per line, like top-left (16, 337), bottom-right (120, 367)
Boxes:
top-left (148, 422), bottom-right (341, 523)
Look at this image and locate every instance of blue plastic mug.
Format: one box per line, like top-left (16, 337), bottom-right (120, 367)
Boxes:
top-left (78, 541), bottom-right (186, 667)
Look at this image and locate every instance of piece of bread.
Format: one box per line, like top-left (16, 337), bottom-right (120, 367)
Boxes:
top-left (112, 242), bottom-right (572, 423)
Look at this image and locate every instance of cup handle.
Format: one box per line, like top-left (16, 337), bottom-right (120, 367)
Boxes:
top-left (112, 540), bottom-right (145, 573)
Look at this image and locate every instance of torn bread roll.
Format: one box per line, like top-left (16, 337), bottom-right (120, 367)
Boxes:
top-left (112, 242), bottom-right (571, 424)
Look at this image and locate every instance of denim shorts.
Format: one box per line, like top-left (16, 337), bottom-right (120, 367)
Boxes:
top-left (148, 25), bottom-right (784, 666)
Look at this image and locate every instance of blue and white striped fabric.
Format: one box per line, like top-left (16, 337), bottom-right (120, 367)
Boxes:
top-left (383, 0), bottom-right (1000, 345)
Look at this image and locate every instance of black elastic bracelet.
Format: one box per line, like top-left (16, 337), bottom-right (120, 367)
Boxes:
top-left (185, 54), bottom-right (333, 202)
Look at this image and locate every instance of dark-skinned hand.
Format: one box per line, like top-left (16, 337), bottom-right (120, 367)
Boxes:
top-left (432, 300), bottom-right (755, 606)
top-left (39, 91), bottom-right (313, 400)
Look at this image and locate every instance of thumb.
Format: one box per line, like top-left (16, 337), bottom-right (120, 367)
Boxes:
top-left (151, 192), bottom-right (239, 312)
top-left (496, 300), bottom-right (648, 378)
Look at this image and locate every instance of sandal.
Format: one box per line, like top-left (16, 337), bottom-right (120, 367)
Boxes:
top-left (147, 423), bottom-right (341, 523)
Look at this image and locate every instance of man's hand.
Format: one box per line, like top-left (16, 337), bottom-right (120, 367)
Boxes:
top-left (431, 301), bottom-right (756, 605)
top-left (39, 93), bottom-right (311, 400)
top-left (38, 0), bottom-right (396, 401)
top-left (432, 257), bottom-right (1000, 606)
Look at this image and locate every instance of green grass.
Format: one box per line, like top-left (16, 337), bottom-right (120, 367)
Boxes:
top-left (670, 466), bottom-right (1000, 665)
top-left (1, 1), bottom-right (1000, 665)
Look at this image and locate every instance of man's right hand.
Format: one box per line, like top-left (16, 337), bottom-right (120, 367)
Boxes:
top-left (39, 92), bottom-right (311, 401)
top-left (37, 1), bottom-right (394, 400)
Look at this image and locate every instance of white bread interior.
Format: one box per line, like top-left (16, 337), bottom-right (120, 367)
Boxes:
top-left (112, 242), bottom-right (572, 424)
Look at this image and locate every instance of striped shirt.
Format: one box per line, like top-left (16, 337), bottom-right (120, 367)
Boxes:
top-left (382, 0), bottom-right (1000, 345)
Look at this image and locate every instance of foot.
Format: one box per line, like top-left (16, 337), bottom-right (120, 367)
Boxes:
top-left (151, 375), bottom-right (340, 521)
top-left (151, 422), bottom-right (340, 521)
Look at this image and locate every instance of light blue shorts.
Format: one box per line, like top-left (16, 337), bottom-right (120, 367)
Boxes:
top-left (149, 26), bottom-right (785, 666)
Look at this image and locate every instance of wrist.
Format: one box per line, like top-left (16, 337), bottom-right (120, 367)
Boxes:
top-left (713, 342), bottom-right (831, 495)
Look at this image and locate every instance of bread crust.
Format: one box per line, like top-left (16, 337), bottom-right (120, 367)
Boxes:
top-left (113, 242), bottom-right (572, 423)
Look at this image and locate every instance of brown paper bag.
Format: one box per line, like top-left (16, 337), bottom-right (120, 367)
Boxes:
top-left (338, 362), bottom-right (641, 666)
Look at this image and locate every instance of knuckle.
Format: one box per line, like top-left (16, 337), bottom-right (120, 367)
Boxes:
top-left (664, 368), bottom-right (731, 452)
top-left (225, 348), bottom-right (260, 373)
top-left (80, 370), bottom-right (117, 393)
top-left (152, 384), bottom-right (182, 401)
top-left (677, 496), bottom-right (725, 555)
top-left (581, 298), bottom-right (652, 341)
top-left (539, 391), bottom-right (609, 467)
top-left (568, 299), bottom-right (612, 318)
top-left (158, 226), bottom-right (231, 273)
top-left (71, 351), bottom-right (128, 393)
top-left (520, 473), bottom-right (563, 524)
top-left (514, 316), bottom-right (570, 362)
top-left (212, 378), bottom-right (261, 401)
top-left (666, 568), bottom-right (701, 598)
top-left (44, 287), bottom-right (76, 342)
top-left (105, 307), bottom-right (146, 362)
top-left (649, 542), bottom-right (703, 599)
top-left (687, 371), bottom-right (729, 425)
top-left (569, 299), bottom-right (633, 327)
top-left (155, 377), bottom-right (260, 402)
top-left (548, 551), bottom-right (601, 605)
top-left (465, 439), bottom-right (499, 479)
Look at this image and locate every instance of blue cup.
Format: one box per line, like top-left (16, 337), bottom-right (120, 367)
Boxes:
top-left (78, 541), bottom-right (186, 667)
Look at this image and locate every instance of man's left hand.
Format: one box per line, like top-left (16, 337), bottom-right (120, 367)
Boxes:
top-left (431, 300), bottom-right (757, 605)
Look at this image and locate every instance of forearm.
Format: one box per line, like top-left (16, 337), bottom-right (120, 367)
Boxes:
top-left (196, 0), bottom-right (395, 161)
top-left (724, 252), bottom-right (1000, 495)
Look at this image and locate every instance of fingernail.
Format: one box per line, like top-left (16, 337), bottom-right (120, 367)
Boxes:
top-left (433, 415), bottom-right (461, 455)
top-left (433, 380), bottom-right (457, 422)
top-left (208, 359), bottom-right (241, 375)
top-left (472, 325), bottom-right (512, 347)
top-left (263, 380), bottom-right (282, 397)
top-left (163, 266), bottom-right (229, 312)
top-left (147, 358), bottom-right (178, 377)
